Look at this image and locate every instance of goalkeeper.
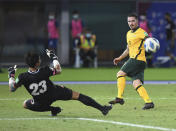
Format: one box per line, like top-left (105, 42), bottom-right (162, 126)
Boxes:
top-left (8, 50), bottom-right (112, 116)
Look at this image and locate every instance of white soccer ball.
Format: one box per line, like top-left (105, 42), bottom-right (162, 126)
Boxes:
top-left (144, 37), bottom-right (160, 53)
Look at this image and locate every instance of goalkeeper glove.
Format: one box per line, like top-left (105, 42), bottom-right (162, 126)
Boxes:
top-left (46, 49), bottom-right (58, 61)
top-left (8, 65), bottom-right (17, 78)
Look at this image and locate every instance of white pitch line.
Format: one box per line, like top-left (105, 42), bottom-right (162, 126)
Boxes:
top-left (0, 117), bottom-right (175, 131)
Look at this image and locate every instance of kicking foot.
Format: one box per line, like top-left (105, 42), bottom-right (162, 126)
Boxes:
top-left (101, 105), bottom-right (112, 116)
top-left (142, 102), bottom-right (154, 110)
top-left (51, 107), bottom-right (62, 116)
top-left (108, 97), bottom-right (124, 105)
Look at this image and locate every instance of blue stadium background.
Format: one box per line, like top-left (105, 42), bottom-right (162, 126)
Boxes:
top-left (139, 2), bottom-right (176, 66)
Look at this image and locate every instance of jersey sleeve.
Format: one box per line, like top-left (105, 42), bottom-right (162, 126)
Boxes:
top-left (43, 66), bottom-right (57, 77)
top-left (14, 74), bottom-right (24, 88)
top-left (140, 31), bottom-right (149, 40)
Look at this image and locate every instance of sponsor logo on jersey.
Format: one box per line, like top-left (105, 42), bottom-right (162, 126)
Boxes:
top-left (144, 32), bottom-right (148, 36)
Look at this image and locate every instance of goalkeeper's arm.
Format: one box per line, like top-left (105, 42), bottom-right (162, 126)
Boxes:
top-left (46, 49), bottom-right (62, 74)
top-left (8, 65), bottom-right (18, 92)
top-left (9, 77), bottom-right (17, 92)
top-left (53, 59), bottom-right (62, 74)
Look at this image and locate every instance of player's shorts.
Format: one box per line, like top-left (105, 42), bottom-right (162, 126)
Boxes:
top-left (121, 58), bottom-right (146, 83)
top-left (52, 85), bottom-right (73, 101)
top-left (26, 85), bottom-right (73, 108)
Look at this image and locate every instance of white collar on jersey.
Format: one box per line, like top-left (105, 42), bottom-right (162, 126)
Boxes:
top-left (28, 69), bottom-right (39, 74)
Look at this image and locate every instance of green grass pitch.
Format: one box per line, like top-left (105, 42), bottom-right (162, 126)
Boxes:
top-left (1, 67), bottom-right (176, 81)
top-left (0, 68), bottom-right (176, 131)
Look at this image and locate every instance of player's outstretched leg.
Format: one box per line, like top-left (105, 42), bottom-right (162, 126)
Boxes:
top-left (23, 99), bottom-right (62, 116)
top-left (72, 92), bottom-right (112, 116)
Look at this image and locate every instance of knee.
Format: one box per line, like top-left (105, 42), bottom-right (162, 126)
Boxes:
top-left (23, 100), bottom-right (28, 109)
top-left (117, 71), bottom-right (126, 78)
top-left (23, 100), bottom-right (29, 109)
top-left (133, 79), bottom-right (142, 89)
top-left (72, 91), bottom-right (80, 100)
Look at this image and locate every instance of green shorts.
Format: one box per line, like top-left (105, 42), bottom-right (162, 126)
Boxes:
top-left (121, 58), bottom-right (146, 83)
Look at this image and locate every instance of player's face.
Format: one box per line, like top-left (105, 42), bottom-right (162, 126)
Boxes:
top-left (127, 17), bottom-right (138, 30)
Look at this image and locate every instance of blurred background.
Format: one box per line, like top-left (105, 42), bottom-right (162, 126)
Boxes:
top-left (0, 0), bottom-right (176, 69)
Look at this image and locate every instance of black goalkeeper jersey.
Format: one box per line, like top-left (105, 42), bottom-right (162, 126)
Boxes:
top-left (15, 66), bottom-right (57, 101)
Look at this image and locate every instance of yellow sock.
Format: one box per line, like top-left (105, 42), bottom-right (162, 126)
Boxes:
top-left (117, 76), bottom-right (126, 98)
top-left (136, 85), bottom-right (152, 103)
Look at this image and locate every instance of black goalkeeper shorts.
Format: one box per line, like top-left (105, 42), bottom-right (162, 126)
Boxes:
top-left (26, 85), bottom-right (73, 107)
top-left (52, 85), bottom-right (73, 101)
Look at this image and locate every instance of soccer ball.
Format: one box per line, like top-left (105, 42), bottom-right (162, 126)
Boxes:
top-left (144, 37), bottom-right (160, 53)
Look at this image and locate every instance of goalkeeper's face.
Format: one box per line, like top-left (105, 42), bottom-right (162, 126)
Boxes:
top-left (127, 16), bottom-right (138, 30)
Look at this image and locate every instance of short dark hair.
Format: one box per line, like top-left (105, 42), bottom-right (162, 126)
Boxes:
top-left (165, 12), bottom-right (171, 17)
top-left (25, 52), bottom-right (40, 68)
top-left (128, 13), bottom-right (138, 19)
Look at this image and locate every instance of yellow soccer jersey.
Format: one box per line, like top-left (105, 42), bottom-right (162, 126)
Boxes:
top-left (126, 27), bottom-right (148, 62)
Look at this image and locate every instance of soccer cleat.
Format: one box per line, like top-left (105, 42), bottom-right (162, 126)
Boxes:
top-left (51, 107), bottom-right (62, 116)
top-left (101, 105), bottom-right (112, 116)
top-left (142, 102), bottom-right (154, 110)
top-left (108, 97), bottom-right (125, 105)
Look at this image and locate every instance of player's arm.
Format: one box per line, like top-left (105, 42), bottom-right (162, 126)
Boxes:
top-left (113, 46), bottom-right (129, 65)
top-left (118, 46), bottom-right (129, 60)
top-left (8, 65), bottom-right (18, 92)
top-left (46, 49), bottom-right (61, 74)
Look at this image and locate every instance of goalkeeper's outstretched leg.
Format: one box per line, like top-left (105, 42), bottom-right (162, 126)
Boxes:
top-left (72, 91), bottom-right (112, 116)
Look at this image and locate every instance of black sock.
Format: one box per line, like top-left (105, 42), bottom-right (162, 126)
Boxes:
top-left (78, 94), bottom-right (104, 111)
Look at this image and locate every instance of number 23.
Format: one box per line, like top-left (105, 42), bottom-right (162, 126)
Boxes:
top-left (29, 80), bottom-right (47, 96)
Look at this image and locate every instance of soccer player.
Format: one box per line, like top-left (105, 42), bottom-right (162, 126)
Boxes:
top-left (164, 12), bottom-right (176, 66)
top-left (8, 50), bottom-right (112, 116)
top-left (109, 13), bottom-right (154, 110)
